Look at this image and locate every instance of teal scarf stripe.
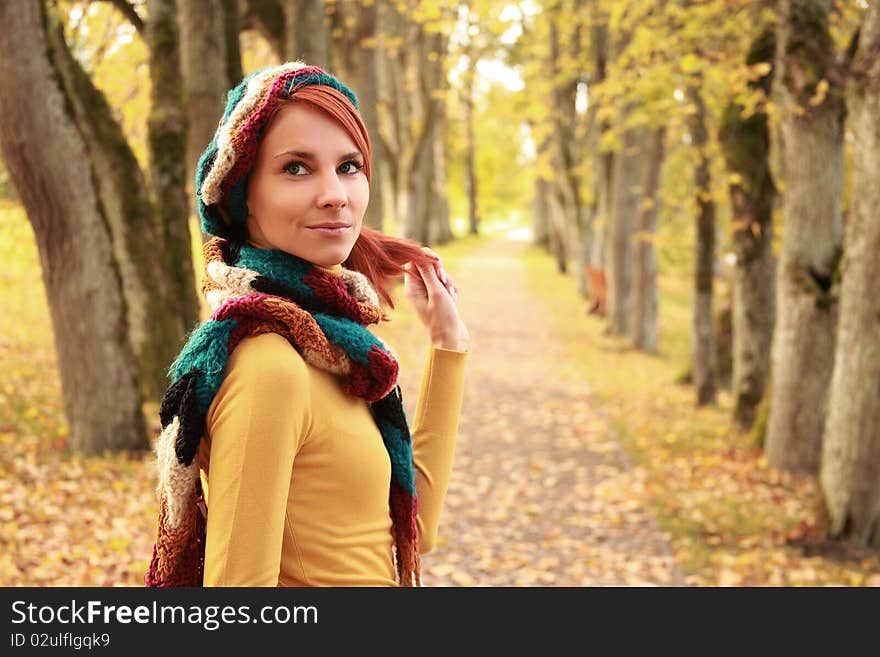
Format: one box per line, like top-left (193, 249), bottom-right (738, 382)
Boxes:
top-left (170, 318), bottom-right (238, 417)
top-left (226, 175), bottom-right (250, 225)
top-left (284, 72), bottom-right (359, 109)
top-left (377, 421), bottom-right (416, 495)
top-left (237, 246), bottom-right (316, 298)
top-left (313, 314), bottom-right (385, 367)
top-left (195, 142), bottom-right (220, 235)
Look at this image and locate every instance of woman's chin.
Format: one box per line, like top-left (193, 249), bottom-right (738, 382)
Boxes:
top-left (299, 248), bottom-right (350, 268)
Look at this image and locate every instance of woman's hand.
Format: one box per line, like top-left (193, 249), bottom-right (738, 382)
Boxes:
top-left (403, 247), bottom-right (470, 352)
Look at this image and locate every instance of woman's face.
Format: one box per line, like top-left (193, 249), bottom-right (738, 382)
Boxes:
top-left (245, 102), bottom-right (369, 267)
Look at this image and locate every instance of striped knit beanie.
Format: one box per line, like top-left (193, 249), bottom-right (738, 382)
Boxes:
top-left (196, 62), bottom-right (367, 240)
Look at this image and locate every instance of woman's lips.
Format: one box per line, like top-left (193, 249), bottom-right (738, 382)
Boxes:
top-left (308, 225), bottom-right (350, 236)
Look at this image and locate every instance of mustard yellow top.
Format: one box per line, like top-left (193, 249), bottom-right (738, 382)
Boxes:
top-left (196, 331), bottom-right (467, 587)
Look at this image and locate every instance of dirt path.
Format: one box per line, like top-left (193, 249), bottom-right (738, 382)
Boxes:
top-left (413, 238), bottom-right (686, 586)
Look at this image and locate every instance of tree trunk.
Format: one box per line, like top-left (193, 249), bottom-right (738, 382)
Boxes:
top-left (548, 188), bottom-right (569, 274)
top-left (630, 126), bottom-right (665, 354)
top-left (532, 174), bottom-right (551, 248)
top-left (606, 124), bottom-right (645, 336)
top-left (377, 0), bottom-right (437, 241)
top-left (424, 19), bottom-right (453, 246)
top-left (430, 103), bottom-right (453, 244)
top-left (410, 115), bottom-right (434, 245)
top-left (689, 84), bottom-right (717, 406)
top-left (282, 0), bottom-right (328, 67)
top-left (819, 2), bottom-right (880, 546)
top-left (147, 0), bottom-right (200, 352)
top-left (548, 0), bottom-right (585, 290)
top-left (765, 0), bottom-right (844, 473)
top-left (48, 3), bottom-right (196, 403)
top-left (329, 0), bottom-right (383, 230)
top-left (0, 1), bottom-right (147, 452)
top-left (463, 53), bottom-right (479, 236)
top-left (719, 28), bottom-right (777, 431)
top-left (179, 0), bottom-right (242, 208)
top-left (589, 21), bottom-right (612, 279)
top-left (240, 0), bottom-right (285, 60)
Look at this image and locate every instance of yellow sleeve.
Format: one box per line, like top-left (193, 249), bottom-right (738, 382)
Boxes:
top-left (202, 334), bottom-right (311, 586)
top-left (410, 346), bottom-right (468, 553)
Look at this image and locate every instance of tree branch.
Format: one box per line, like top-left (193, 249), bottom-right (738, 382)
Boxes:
top-left (91, 0), bottom-right (145, 36)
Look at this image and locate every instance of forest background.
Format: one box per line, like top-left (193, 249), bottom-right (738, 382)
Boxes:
top-left (0, 0), bottom-right (878, 586)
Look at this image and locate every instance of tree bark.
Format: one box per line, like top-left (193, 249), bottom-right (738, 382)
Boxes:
top-left (48, 3), bottom-right (196, 403)
top-left (0, 1), bottom-right (147, 452)
top-left (376, 0), bottom-right (440, 241)
top-left (463, 49), bottom-right (479, 236)
top-left (719, 28), bottom-right (777, 431)
top-left (423, 14), bottom-right (453, 246)
top-left (283, 0), bottom-right (328, 67)
top-left (630, 126), bottom-right (665, 354)
top-left (240, 0), bottom-right (285, 60)
top-left (689, 83), bottom-right (717, 406)
top-left (819, 2), bottom-right (880, 546)
top-left (589, 22), bottom-right (612, 278)
top-left (179, 0), bottom-right (242, 207)
top-left (548, 187), bottom-right (569, 274)
top-left (548, 0), bottom-right (585, 288)
top-left (147, 0), bottom-right (199, 351)
top-left (606, 123), bottom-right (645, 336)
top-left (430, 94), bottom-right (453, 245)
top-left (765, 0), bottom-right (844, 473)
top-left (532, 174), bottom-right (551, 248)
top-left (329, 0), bottom-right (383, 230)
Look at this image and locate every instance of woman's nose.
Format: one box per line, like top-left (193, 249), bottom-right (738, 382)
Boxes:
top-left (315, 172), bottom-right (347, 209)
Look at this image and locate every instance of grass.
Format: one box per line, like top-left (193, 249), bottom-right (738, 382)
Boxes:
top-left (521, 241), bottom-right (880, 586)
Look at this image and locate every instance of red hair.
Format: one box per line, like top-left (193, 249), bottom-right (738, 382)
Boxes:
top-left (345, 226), bottom-right (433, 309)
top-left (292, 85), bottom-right (437, 309)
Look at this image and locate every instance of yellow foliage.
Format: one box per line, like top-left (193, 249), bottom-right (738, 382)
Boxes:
top-left (680, 53), bottom-right (701, 74)
top-left (808, 79), bottom-right (829, 107)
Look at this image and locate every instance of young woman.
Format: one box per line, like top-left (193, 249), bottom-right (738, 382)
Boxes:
top-left (146, 62), bottom-right (469, 587)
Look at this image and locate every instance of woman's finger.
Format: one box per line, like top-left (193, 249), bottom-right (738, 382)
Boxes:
top-left (414, 260), bottom-right (446, 295)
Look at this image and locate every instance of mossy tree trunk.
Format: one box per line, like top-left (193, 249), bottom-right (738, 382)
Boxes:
top-left (376, 0), bottom-right (445, 243)
top-left (461, 25), bottom-right (479, 237)
top-left (532, 173), bottom-right (551, 248)
top-left (765, 0), bottom-right (844, 473)
top-left (547, 0), bottom-right (587, 288)
top-left (0, 1), bottom-right (147, 453)
top-left (587, 20), bottom-right (612, 289)
top-left (606, 122), bottom-right (646, 336)
top-left (630, 125), bottom-right (666, 354)
top-left (180, 0), bottom-right (242, 217)
top-left (719, 28), bottom-right (777, 432)
top-left (147, 0), bottom-right (199, 346)
top-left (283, 0), bottom-right (328, 68)
top-left (330, 0), bottom-right (384, 231)
top-left (240, 0), bottom-right (285, 59)
top-left (689, 82), bottom-right (717, 407)
top-left (819, 2), bottom-right (880, 546)
top-left (51, 1), bottom-right (197, 404)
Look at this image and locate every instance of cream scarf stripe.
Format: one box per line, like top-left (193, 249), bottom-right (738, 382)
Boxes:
top-left (199, 61), bottom-right (306, 206)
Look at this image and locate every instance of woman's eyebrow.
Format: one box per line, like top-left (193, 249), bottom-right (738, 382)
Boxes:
top-left (273, 149), bottom-right (363, 161)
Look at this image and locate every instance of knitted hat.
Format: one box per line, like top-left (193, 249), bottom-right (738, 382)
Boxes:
top-left (196, 62), bottom-right (363, 240)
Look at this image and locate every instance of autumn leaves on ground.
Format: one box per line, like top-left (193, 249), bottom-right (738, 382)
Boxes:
top-left (2, 203), bottom-right (878, 587)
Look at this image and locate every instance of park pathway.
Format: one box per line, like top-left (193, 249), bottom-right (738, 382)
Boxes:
top-left (408, 238), bottom-right (686, 586)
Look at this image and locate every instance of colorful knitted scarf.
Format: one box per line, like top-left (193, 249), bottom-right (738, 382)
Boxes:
top-left (145, 238), bottom-right (420, 587)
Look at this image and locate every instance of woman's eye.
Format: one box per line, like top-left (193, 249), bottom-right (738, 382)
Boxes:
top-left (283, 162), bottom-right (307, 175)
top-left (340, 161), bottom-right (363, 174)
